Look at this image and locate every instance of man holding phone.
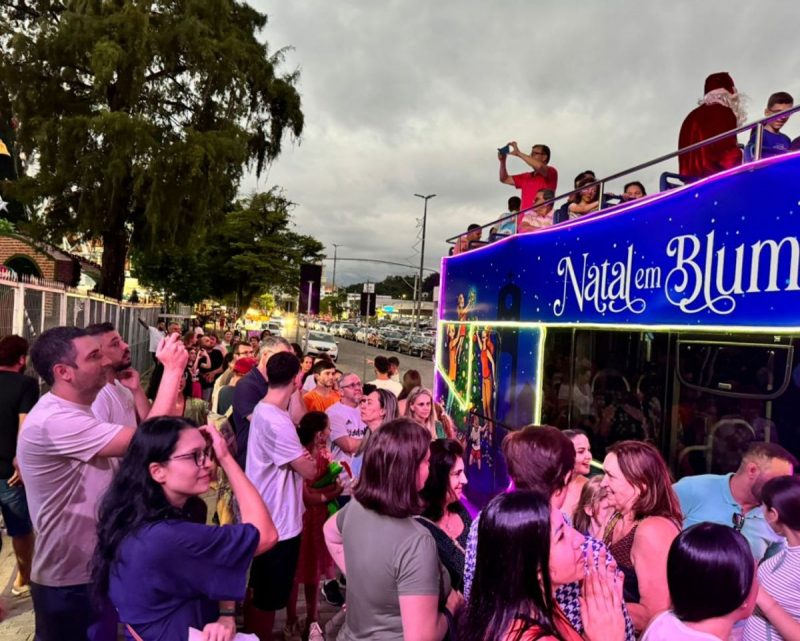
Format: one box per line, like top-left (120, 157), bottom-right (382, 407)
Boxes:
top-left (498, 141), bottom-right (558, 230)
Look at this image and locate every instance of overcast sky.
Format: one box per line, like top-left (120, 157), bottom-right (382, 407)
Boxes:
top-left (244, 1), bottom-right (799, 286)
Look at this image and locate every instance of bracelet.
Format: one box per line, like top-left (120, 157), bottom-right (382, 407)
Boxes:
top-left (219, 609), bottom-right (236, 617)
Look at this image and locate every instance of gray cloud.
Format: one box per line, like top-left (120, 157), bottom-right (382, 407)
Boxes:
top-left (245, 0), bottom-right (800, 285)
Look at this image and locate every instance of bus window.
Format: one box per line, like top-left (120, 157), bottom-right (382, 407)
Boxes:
top-left (672, 337), bottom-right (799, 478)
top-left (542, 329), bottom-right (671, 458)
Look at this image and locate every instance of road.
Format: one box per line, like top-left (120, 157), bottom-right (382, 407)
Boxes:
top-left (293, 329), bottom-right (435, 389)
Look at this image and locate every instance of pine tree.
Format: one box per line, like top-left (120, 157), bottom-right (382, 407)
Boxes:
top-left (0, 0), bottom-right (303, 297)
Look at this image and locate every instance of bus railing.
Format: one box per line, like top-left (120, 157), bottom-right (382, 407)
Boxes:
top-left (446, 102), bottom-right (800, 246)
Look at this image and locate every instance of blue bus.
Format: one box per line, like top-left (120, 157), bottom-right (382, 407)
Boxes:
top-left (435, 109), bottom-right (800, 508)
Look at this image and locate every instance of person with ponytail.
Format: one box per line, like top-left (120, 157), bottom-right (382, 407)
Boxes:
top-left (93, 416), bottom-right (277, 641)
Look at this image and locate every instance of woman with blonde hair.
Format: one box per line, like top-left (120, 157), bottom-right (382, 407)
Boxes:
top-left (405, 386), bottom-right (451, 440)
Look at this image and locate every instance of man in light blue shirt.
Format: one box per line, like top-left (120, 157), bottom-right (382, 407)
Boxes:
top-left (673, 442), bottom-right (797, 562)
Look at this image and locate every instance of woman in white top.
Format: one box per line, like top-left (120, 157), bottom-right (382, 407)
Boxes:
top-left (643, 522), bottom-right (757, 641)
top-left (744, 475), bottom-right (800, 641)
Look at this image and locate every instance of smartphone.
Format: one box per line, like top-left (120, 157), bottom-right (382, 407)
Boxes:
top-left (498, 144), bottom-right (510, 156)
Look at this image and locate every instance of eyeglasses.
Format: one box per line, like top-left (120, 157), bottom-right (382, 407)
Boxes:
top-left (169, 447), bottom-right (212, 468)
top-left (339, 382), bottom-right (361, 389)
top-left (732, 512), bottom-right (745, 532)
top-left (236, 350), bottom-right (255, 356)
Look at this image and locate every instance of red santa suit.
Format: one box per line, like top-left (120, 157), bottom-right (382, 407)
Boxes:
top-left (678, 72), bottom-right (742, 180)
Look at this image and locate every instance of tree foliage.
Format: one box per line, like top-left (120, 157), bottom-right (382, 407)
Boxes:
top-left (133, 189), bottom-right (324, 309)
top-left (0, 0), bottom-right (303, 298)
top-left (345, 271), bottom-right (440, 298)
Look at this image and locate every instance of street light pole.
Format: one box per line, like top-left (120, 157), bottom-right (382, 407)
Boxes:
top-left (413, 193), bottom-right (436, 332)
top-left (331, 243), bottom-right (341, 293)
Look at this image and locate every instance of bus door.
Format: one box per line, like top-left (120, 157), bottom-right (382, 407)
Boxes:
top-left (672, 335), bottom-right (798, 477)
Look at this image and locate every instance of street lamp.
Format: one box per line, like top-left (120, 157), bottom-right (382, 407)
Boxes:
top-left (413, 193), bottom-right (436, 332)
top-left (331, 243), bottom-right (341, 293)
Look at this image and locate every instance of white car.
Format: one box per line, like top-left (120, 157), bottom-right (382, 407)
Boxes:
top-left (303, 331), bottom-right (339, 361)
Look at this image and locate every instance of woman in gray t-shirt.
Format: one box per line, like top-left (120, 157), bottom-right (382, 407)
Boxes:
top-left (324, 418), bottom-right (460, 640)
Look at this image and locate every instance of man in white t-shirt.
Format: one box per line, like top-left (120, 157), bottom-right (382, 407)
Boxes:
top-left (18, 327), bottom-right (187, 641)
top-left (244, 351), bottom-right (319, 639)
top-left (368, 355), bottom-right (403, 396)
top-left (137, 317), bottom-right (166, 362)
top-left (326, 373), bottom-right (367, 494)
top-left (88, 322), bottom-right (151, 426)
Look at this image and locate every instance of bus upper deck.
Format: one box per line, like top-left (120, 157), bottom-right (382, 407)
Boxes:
top-left (434, 110), bottom-right (800, 507)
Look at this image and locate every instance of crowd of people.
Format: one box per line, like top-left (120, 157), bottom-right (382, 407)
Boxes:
top-left (453, 73), bottom-right (797, 253)
top-left (0, 320), bottom-right (797, 641)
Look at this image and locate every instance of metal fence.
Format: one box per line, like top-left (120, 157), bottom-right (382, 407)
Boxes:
top-left (0, 272), bottom-right (160, 377)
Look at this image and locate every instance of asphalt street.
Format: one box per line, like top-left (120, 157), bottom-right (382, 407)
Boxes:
top-left (291, 328), bottom-right (436, 389)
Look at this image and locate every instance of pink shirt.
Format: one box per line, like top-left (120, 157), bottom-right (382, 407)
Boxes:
top-left (512, 166), bottom-right (559, 219)
top-left (17, 392), bottom-right (124, 586)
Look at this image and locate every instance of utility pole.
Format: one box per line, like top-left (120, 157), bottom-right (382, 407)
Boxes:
top-left (413, 193), bottom-right (436, 333)
top-left (331, 243), bottom-right (341, 293)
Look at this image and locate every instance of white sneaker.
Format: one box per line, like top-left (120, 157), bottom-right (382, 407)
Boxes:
top-left (308, 621), bottom-right (325, 641)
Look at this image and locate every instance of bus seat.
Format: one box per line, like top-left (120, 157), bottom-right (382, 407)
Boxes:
top-left (660, 172), bottom-right (690, 191)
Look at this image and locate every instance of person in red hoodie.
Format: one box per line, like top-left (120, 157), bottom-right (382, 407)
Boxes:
top-left (678, 72), bottom-right (746, 180)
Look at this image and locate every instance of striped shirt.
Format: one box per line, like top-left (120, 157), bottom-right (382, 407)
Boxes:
top-left (743, 545), bottom-right (800, 641)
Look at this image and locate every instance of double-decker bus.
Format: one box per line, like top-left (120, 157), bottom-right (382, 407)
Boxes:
top-left (435, 109), bottom-right (800, 507)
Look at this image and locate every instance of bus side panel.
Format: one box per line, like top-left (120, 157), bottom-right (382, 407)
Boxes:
top-left (435, 324), bottom-right (544, 509)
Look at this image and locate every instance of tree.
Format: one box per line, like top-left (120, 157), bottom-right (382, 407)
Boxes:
top-left (134, 189), bottom-right (323, 308)
top-left (345, 272), bottom-right (440, 298)
top-left (0, 0), bottom-right (303, 298)
top-left (205, 189), bottom-right (324, 307)
top-left (320, 291), bottom-right (347, 319)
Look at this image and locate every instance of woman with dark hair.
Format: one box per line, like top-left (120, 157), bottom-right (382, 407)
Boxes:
top-left (417, 439), bottom-right (471, 591)
top-left (601, 440), bottom-right (683, 632)
top-left (285, 412), bottom-right (341, 641)
top-left (397, 369), bottom-right (423, 408)
top-left (174, 369), bottom-right (209, 425)
top-left (643, 523), bottom-right (757, 640)
top-left (744, 475), bottom-right (800, 641)
top-left (561, 429), bottom-right (593, 518)
top-left (92, 416), bottom-right (277, 641)
top-left (622, 181), bottom-right (647, 201)
top-left (324, 418), bottom-right (461, 640)
top-left (464, 425), bottom-right (636, 641)
top-left (459, 491), bottom-right (625, 641)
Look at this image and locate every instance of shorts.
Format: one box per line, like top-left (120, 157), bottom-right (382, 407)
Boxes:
top-left (0, 480), bottom-right (32, 537)
top-left (248, 535), bottom-right (302, 611)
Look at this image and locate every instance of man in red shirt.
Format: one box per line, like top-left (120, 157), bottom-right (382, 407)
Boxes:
top-left (678, 72), bottom-right (745, 180)
top-left (498, 142), bottom-right (558, 228)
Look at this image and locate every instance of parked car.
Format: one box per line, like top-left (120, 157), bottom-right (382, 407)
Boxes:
top-left (303, 331), bottom-right (339, 361)
top-left (355, 327), bottom-right (370, 343)
top-left (367, 330), bottom-right (382, 347)
top-left (378, 331), bottom-right (404, 351)
top-left (340, 324), bottom-right (357, 340)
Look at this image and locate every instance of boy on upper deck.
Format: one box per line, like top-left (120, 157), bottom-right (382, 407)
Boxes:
top-left (746, 91), bottom-right (794, 159)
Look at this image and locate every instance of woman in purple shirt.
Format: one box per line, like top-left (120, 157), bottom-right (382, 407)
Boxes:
top-left (93, 416), bottom-right (278, 641)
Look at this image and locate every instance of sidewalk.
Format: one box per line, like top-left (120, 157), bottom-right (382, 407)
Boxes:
top-left (0, 532), bottom-right (344, 640)
top-left (0, 534), bottom-right (33, 641)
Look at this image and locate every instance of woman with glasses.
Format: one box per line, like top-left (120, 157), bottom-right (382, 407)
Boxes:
top-left (93, 416), bottom-right (277, 641)
top-left (600, 441), bottom-right (683, 633)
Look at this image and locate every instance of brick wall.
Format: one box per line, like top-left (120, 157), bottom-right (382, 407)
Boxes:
top-left (0, 234), bottom-right (56, 279)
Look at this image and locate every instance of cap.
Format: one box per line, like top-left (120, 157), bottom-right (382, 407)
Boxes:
top-left (233, 356), bottom-right (258, 375)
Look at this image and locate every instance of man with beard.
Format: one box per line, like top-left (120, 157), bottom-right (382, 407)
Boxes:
top-left (673, 442), bottom-right (797, 561)
top-left (88, 323), bottom-right (152, 425)
top-left (18, 327), bottom-right (187, 641)
top-left (678, 72), bottom-right (746, 180)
